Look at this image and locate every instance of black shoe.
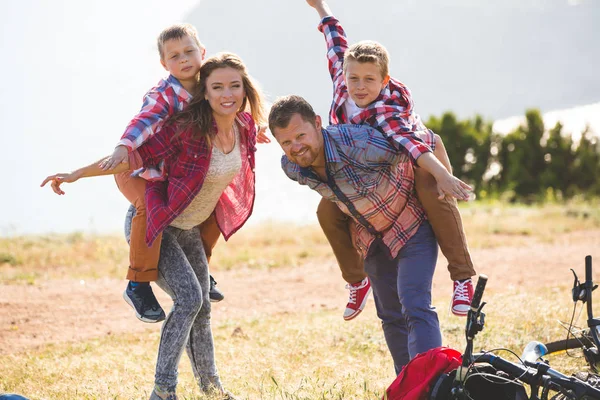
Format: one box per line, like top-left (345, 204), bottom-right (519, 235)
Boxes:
top-left (209, 275), bottom-right (225, 303)
top-left (123, 282), bottom-right (166, 323)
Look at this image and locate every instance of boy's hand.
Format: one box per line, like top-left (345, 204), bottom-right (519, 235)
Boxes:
top-left (40, 171), bottom-right (83, 195)
top-left (435, 174), bottom-right (473, 202)
top-left (99, 145), bottom-right (129, 171)
top-left (256, 125), bottom-right (271, 144)
top-left (305, 0), bottom-right (332, 18)
top-left (305, 0), bottom-right (323, 8)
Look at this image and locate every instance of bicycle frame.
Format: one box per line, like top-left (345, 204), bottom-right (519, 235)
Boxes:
top-left (438, 266), bottom-right (600, 400)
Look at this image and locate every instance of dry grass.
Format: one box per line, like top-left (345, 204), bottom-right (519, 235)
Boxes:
top-left (1, 201), bottom-right (599, 285)
top-left (0, 284), bottom-right (591, 399)
top-left (1, 201), bottom-right (599, 399)
top-left (458, 200), bottom-right (600, 248)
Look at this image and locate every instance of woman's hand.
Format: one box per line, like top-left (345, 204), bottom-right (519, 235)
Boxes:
top-left (256, 125), bottom-right (271, 144)
top-left (40, 171), bottom-right (83, 195)
top-left (99, 145), bottom-right (129, 170)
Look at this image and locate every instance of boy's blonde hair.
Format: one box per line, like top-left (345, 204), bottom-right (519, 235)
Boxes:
top-left (343, 40), bottom-right (390, 79)
top-left (157, 23), bottom-right (204, 59)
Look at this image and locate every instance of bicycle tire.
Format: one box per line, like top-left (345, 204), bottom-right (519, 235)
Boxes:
top-left (545, 331), bottom-right (595, 354)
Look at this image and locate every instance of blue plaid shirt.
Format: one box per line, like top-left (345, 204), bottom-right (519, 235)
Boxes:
top-left (282, 124), bottom-right (432, 257)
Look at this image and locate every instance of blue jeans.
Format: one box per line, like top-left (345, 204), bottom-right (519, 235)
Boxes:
top-left (364, 221), bottom-right (441, 373)
top-left (124, 206), bottom-right (221, 394)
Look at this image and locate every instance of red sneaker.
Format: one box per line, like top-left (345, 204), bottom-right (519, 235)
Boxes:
top-left (451, 278), bottom-right (474, 316)
top-left (343, 277), bottom-right (372, 321)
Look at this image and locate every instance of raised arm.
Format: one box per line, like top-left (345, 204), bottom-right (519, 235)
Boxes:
top-left (306, 0), bottom-right (332, 19)
top-left (306, 1), bottom-right (349, 84)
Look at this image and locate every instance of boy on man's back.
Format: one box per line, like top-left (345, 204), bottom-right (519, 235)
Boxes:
top-left (306, 0), bottom-right (477, 320)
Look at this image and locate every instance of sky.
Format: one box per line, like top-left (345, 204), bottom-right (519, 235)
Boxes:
top-left (2, 0), bottom-right (599, 236)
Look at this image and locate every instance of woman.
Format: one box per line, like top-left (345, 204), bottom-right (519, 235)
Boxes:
top-left (41, 52), bottom-right (265, 400)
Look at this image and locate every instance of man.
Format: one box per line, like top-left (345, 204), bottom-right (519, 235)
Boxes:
top-left (269, 95), bottom-right (471, 371)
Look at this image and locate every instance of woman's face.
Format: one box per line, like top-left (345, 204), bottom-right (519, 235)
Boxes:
top-left (204, 67), bottom-right (245, 118)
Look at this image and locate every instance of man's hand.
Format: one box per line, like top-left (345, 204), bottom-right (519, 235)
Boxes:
top-left (256, 125), bottom-right (271, 144)
top-left (99, 145), bottom-right (128, 171)
top-left (40, 170), bottom-right (83, 195)
top-left (435, 173), bottom-right (473, 201)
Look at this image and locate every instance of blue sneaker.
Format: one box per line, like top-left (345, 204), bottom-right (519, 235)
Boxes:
top-left (123, 282), bottom-right (166, 323)
top-left (209, 275), bottom-right (225, 303)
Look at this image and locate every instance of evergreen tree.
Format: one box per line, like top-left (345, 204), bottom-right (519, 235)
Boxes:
top-left (540, 122), bottom-right (574, 198)
top-left (572, 127), bottom-right (600, 196)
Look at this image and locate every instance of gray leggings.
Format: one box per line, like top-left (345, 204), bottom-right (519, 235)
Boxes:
top-left (125, 207), bottom-right (221, 393)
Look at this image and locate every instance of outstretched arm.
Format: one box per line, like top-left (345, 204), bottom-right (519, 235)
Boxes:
top-left (306, 0), bottom-right (332, 19)
top-left (40, 156), bottom-right (130, 195)
top-left (416, 152), bottom-right (472, 201)
top-left (365, 127), bottom-right (472, 201)
top-left (41, 122), bottom-right (182, 195)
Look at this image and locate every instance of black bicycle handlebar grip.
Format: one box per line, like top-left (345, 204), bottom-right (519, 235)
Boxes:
top-left (586, 255), bottom-right (592, 283)
top-left (470, 274), bottom-right (488, 312)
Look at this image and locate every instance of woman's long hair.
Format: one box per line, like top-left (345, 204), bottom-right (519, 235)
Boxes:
top-left (169, 52), bottom-right (266, 141)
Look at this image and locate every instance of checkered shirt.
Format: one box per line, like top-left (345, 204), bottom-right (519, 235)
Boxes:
top-left (318, 16), bottom-right (434, 163)
top-left (128, 112), bottom-right (257, 246)
top-left (118, 74), bottom-right (192, 181)
top-left (281, 124), bottom-right (434, 258)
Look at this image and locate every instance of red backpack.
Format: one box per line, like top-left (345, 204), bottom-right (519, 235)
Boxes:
top-left (383, 347), bottom-right (462, 400)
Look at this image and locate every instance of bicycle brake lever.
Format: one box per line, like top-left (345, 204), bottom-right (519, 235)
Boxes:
top-left (571, 269), bottom-right (586, 302)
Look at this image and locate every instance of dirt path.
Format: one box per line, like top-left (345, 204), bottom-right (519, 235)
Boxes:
top-left (1, 230), bottom-right (598, 355)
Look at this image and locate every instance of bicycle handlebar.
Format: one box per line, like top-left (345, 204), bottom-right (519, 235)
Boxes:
top-left (470, 274), bottom-right (488, 313)
top-left (473, 352), bottom-right (600, 397)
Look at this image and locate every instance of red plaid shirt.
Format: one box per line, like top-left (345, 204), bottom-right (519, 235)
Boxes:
top-left (128, 112), bottom-right (257, 245)
top-left (118, 75), bottom-right (192, 181)
top-left (318, 16), bottom-right (434, 163)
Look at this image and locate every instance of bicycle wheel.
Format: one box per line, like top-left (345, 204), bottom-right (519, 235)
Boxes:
top-left (545, 330), bottom-right (595, 354)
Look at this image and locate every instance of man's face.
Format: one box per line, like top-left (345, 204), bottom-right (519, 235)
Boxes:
top-left (274, 113), bottom-right (324, 168)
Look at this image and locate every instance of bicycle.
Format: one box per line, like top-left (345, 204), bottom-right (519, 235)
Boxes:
top-left (543, 255), bottom-right (600, 373)
top-left (430, 266), bottom-right (600, 400)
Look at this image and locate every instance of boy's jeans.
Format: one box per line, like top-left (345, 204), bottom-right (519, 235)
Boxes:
top-left (364, 221), bottom-right (441, 373)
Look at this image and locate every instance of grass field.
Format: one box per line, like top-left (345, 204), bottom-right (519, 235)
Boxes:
top-left (1, 201), bottom-right (599, 286)
top-left (1, 201), bottom-right (599, 399)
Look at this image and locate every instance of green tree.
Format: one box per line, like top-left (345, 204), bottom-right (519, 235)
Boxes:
top-left (540, 122), bottom-right (574, 199)
top-left (426, 112), bottom-right (492, 197)
top-left (497, 109), bottom-right (546, 201)
top-left (571, 127), bottom-right (600, 196)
